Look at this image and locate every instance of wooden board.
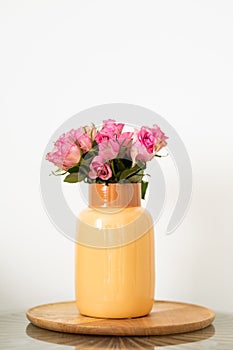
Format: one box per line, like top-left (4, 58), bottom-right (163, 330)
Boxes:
top-left (26, 300), bottom-right (215, 336)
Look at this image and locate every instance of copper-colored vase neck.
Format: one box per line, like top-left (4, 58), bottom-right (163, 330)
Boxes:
top-left (89, 183), bottom-right (141, 208)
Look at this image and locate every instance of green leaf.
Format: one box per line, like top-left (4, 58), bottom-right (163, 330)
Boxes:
top-left (68, 157), bottom-right (93, 175)
top-left (141, 181), bottom-right (149, 200)
top-left (115, 159), bottom-right (127, 173)
top-left (80, 158), bottom-right (93, 169)
top-left (128, 174), bottom-right (144, 183)
top-left (68, 165), bottom-right (80, 173)
top-left (119, 165), bottom-right (138, 180)
top-left (64, 172), bottom-right (86, 183)
top-left (119, 163), bottom-right (145, 181)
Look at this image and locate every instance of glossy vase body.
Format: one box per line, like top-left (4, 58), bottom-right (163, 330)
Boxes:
top-left (75, 183), bottom-right (155, 318)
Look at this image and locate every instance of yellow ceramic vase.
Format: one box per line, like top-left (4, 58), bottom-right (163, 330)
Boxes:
top-left (75, 183), bottom-right (155, 318)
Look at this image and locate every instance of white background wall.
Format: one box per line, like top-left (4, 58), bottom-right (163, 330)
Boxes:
top-left (1, 0), bottom-right (233, 313)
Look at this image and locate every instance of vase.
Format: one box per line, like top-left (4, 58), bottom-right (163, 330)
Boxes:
top-left (75, 183), bottom-right (155, 318)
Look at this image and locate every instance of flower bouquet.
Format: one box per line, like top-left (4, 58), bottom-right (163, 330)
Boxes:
top-left (46, 119), bottom-right (168, 199)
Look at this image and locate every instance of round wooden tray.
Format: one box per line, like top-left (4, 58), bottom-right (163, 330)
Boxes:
top-left (26, 300), bottom-right (215, 336)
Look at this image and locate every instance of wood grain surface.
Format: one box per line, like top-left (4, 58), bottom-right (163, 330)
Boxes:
top-left (2, 311), bottom-right (233, 349)
top-left (26, 300), bottom-right (215, 336)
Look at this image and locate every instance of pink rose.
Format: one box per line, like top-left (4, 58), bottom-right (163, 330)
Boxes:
top-left (70, 126), bottom-right (94, 152)
top-left (130, 140), bottom-right (154, 165)
top-left (71, 127), bottom-right (85, 140)
top-left (151, 124), bottom-right (168, 152)
top-left (78, 133), bottom-right (92, 153)
top-left (117, 132), bottom-right (133, 146)
top-left (89, 156), bottom-right (112, 180)
top-left (138, 126), bottom-right (156, 153)
top-left (137, 125), bottom-right (168, 154)
top-left (46, 129), bottom-right (81, 170)
top-left (95, 119), bottom-right (124, 144)
top-left (103, 119), bottom-right (124, 133)
top-left (98, 139), bottom-right (120, 160)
